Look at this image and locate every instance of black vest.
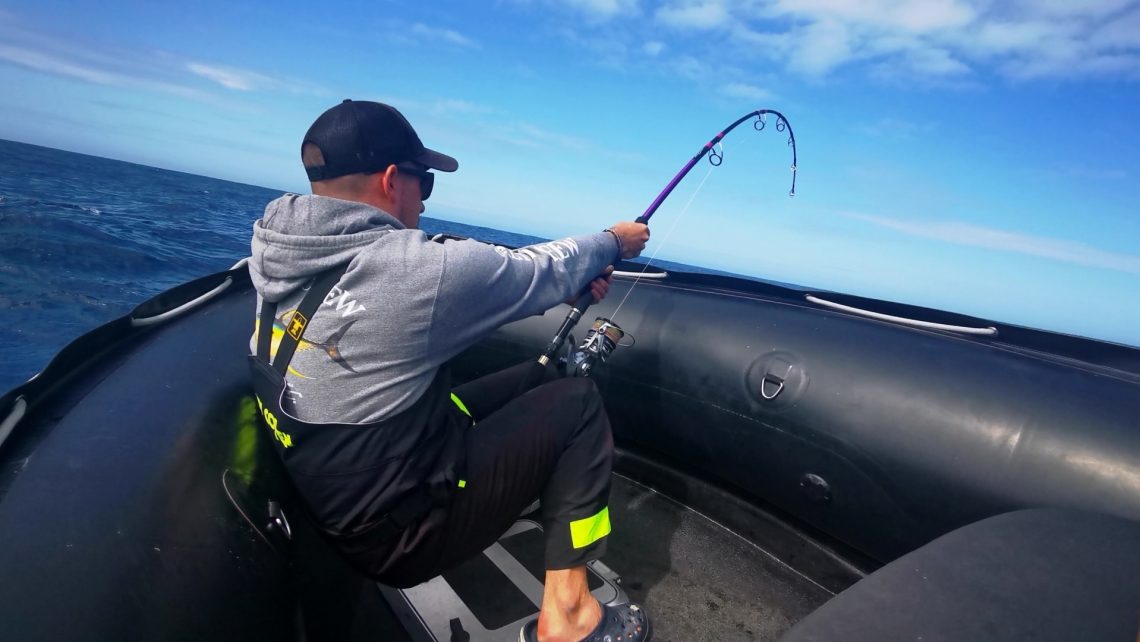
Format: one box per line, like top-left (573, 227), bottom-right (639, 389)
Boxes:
top-left (248, 264), bottom-right (468, 548)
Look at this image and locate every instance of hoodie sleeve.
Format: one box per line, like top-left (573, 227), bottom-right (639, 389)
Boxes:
top-left (426, 232), bottom-right (620, 362)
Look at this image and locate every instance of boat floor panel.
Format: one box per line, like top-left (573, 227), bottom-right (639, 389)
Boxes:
top-left (384, 473), bottom-right (835, 641)
top-left (605, 474), bottom-right (833, 642)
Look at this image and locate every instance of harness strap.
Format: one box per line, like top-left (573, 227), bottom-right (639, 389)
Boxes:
top-left (256, 263), bottom-right (351, 377)
top-left (251, 261), bottom-right (461, 548)
top-left (256, 297), bottom-right (275, 363)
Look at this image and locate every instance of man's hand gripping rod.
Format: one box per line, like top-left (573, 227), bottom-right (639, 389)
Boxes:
top-left (536, 215), bottom-right (649, 370)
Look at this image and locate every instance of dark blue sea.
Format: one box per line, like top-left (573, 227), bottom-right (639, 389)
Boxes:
top-left (0, 139), bottom-right (718, 394)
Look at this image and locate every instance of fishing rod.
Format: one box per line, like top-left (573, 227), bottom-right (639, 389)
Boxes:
top-left (637, 109), bottom-right (797, 224)
top-left (536, 109), bottom-right (799, 376)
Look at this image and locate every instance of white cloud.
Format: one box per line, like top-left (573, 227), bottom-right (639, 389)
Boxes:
top-left (0, 21), bottom-right (326, 100)
top-left (773, 0), bottom-right (976, 34)
top-left (561, 0), bottom-right (640, 20)
top-left (186, 63), bottom-right (277, 91)
top-left (542, 0), bottom-right (1140, 83)
top-left (0, 43), bottom-right (121, 85)
top-left (766, 0), bottom-right (1140, 80)
top-left (647, 49), bottom-right (779, 105)
top-left (1004, 52), bottom-right (1140, 80)
top-left (0, 42), bottom-right (205, 99)
top-left (1093, 9), bottom-right (1140, 48)
top-left (190, 65), bottom-right (324, 97)
top-left (656, 1), bottom-right (730, 29)
top-left (843, 212), bottom-right (1140, 274)
top-left (410, 23), bottom-right (480, 48)
top-left (720, 81), bottom-right (770, 101)
top-left (557, 27), bottom-right (633, 68)
top-left (515, 122), bottom-right (592, 151)
top-left (670, 54), bottom-right (708, 81)
top-left (1012, 0), bottom-right (1132, 19)
top-left (789, 18), bottom-right (854, 75)
top-left (728, 25), bottom-right (793, 53)
top-left (889, 0), bottom-right (977, 33)
top-left (968, 20), bottom-right (1069, 57)
top-left (902, 47), bottom-right (970, 76)
top-left (756, 1), bottom-right (981, 78)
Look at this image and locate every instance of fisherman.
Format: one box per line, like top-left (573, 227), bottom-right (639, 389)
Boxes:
top-left (247, 99), bottom-right (652, 642)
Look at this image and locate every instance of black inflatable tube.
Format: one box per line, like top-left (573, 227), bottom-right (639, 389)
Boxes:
top-left (449, 265), bottom-right (1140, 561)
top-left (0, 268), bottom-right (409, 642)
top-left (1, 262), bottom-right (1139, 639)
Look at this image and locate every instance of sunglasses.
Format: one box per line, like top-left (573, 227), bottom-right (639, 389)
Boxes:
top-left (396, 164), bottom-right (434, 200)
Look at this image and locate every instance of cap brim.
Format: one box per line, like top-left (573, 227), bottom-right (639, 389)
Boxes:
top-left (416, 147), bottom-right (458, 172)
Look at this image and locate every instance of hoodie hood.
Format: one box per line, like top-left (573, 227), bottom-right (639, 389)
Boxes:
top-left (250, 194), bottom-right (403, 302)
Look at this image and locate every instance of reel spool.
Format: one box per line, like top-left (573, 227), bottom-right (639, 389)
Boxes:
top-left (568, 317), bottom-right (632, 377)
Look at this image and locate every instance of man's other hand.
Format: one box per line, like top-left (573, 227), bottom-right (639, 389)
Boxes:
top-left (566, 266), bottom-right (615, 306)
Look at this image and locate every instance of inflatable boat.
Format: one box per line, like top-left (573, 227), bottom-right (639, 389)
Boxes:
top-left (1, 255), bottom-right (1138, 642)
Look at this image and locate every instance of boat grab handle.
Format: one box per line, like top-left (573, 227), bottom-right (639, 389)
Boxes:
top-left (612, 269), bottom-right (668, 279)
top-left (805, 294), bottom-right (998, 336)
top-left (130, 258), bottom-right (248, 328)
top-left (0, 396), bottom-right (27, 449)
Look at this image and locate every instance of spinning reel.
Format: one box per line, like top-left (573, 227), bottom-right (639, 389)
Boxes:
top-left (561, 317), bottom-right (632, 378)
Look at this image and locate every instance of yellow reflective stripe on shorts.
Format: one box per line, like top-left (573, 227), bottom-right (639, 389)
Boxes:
top-left (450, 393), bottom-right (472, 418)
top-left (569, 507), bottom-right (611, 549)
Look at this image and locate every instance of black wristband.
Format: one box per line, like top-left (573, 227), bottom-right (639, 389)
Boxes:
top-left (604, 228), bottom-right (623, 261)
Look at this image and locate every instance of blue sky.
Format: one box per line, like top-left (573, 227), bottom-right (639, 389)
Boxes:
top-left (1, 0), bottom-right (1138, 347)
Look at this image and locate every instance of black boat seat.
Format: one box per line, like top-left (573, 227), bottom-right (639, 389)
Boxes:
top-left (779, 509), bottom-right (1140, 642)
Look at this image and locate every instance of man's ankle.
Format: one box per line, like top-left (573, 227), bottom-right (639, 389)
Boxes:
top-left (550, 583), bottom-right (593, 611)
top-left (537, 597), bottom-right (601, 642)
top-left (538, 567), bottom-right (603, 640)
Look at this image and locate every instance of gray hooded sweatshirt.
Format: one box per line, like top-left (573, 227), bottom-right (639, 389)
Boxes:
top-left (248, 194), bottom-right (619, 424)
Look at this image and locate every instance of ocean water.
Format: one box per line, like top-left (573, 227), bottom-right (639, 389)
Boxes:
top-left (0, 139), bottom-right (710, 394)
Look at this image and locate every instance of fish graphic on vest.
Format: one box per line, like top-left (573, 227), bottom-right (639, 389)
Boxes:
top-left (252, 310), bottom-right (357, 378)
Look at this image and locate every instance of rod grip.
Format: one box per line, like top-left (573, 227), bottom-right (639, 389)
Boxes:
top-left (539, 289), bottom-right (595, 364)
top-left (571, 291), bottom-right (595, 314)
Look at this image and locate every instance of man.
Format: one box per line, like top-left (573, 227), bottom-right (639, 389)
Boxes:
top-left (247, 99), bottom-right (651, 642)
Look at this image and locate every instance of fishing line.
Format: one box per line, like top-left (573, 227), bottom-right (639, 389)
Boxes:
top-left (536, 109), bottom-right (797, 377)
top-left (609, 150), bottom-right (720, 320)
top-left (607, 109), bottom-right (794, 323)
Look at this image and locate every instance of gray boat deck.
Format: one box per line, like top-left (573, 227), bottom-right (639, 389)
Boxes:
top-left (606, 473), bottom-right (834, 641)
top-left (385, 467), bottom-right (863, 641)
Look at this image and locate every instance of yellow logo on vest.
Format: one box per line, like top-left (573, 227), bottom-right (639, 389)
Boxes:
top-left (255, 395), bottom-right (294, 448)
top-left (286, 311), bottom-right (308, 340)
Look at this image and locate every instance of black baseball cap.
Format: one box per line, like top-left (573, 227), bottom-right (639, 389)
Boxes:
top-left (302, 99), bottom-right (458, 181)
